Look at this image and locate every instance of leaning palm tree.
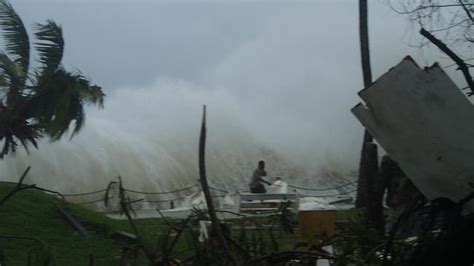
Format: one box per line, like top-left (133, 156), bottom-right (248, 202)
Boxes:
top-left (0, 0), bottom-right (104, 158)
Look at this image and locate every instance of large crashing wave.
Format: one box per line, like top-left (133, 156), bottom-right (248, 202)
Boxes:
top-left (0, 8), bottom-right (365, 195)
top-left (0, 79), bottom-right (307, 195)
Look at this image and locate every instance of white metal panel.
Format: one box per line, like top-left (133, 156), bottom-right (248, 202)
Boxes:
top-left (352, 57), bottom-right (474, 214)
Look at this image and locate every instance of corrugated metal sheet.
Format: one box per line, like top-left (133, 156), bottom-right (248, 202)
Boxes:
top-left (352, 57), bottom-right (474, 214)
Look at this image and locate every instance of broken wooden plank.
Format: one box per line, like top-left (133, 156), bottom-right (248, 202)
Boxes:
top-left (56, 204), bottom-right (92, 239)
top-left (352, 56), bottom-right (474, 214)
top-left (240, 193), bottom-right (298, 201)
top-left (110, 231), bottom-right (137, 244)
top-left (239, 193), bottom-right (299, 214)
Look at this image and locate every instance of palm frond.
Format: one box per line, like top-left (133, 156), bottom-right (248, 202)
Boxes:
top-left (0, 105), bottom-right (41, 158)
top-left (0, 52), bottom-right (24, 105)
top-left (31, 69), bottom-right (104, 140)
top-left (0, 75), bottom-right (7, 88)
top-left (67, 95), bottom-right (84, 139)
top-left (34, 20), bottom-right (63, 74)
top-left (79, 84), bottom-right (105, 107)
top-left (65, 69), bottom-right (105, 107)
top-left (0, 0), bottom-right (29, 79)
top-left (0, 1), bottom-right (104, 158)
top-left (44, 93), bottom-right (84, 141)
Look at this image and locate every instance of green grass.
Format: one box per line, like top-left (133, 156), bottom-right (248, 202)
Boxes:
top-left (336, 208), bottom-right (360, 221)
top-left (0, 182), bottom-right (361, 265)
top-left (0, 182), bottom-right (168, 265)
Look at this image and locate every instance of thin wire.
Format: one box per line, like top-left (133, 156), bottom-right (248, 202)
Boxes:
top-left (123, 184), bottom-right (198, 195)
top-left (141, 197), bottom-right (187, 203)
top-left (62, 189), bottom-right (107, 197)
top-left (77, 198), bottom-right (108, 205)
top-left (288, 180), bottom-right (357, 191)
top-left (208, 186), bottom-right (229, 193)
top-left (299, 189), bottom-right (358, 198)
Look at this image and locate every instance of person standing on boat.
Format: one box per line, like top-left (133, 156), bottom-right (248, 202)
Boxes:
top-left (249, 160), bottom-right (271, 193)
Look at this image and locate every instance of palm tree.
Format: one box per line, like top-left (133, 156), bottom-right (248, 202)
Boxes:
top-left (0, 0), bottom-right (104, 158)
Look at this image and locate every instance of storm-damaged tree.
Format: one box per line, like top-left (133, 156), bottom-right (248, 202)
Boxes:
top-left (355, 0), bottom-right (374, 211)
top-left (0, 0), bottom-right (104, 158)
top-left (355, 0), bottom-right (387, 235)
top-left (389, 0), bottom-right (474, 96)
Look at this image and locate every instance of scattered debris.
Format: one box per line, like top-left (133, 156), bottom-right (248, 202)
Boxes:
top-left (110, 231), bottom-right (137, 244)
top-left (239, 193), bottom-right (299, 214)
top-left (56, 204), bottom-right (92, 239)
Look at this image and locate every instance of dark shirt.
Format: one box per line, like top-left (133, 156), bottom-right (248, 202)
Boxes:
top-left (249, 169), bottom-right (267, 189)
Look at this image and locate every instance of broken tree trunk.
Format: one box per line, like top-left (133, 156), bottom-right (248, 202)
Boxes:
top-left (360, 143), bottom-right (385, 234)
top-left (358, 0), bottom-right (373, 88)
top-left (372, 155), bottom-right (396, 234)
top-left (198, 105), bottom-right (236, 264)
top-left (356, 0), bottom-right (379, 214)
top-left (355, 0), bottom-right (373, 210)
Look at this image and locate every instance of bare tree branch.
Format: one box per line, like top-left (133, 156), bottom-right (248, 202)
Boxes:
top-left (389, 0), bottom-right (474, 49)
top-left (420, 28), bottom-right (474, 96)
top-left (429, 18), bottom-right (470, 33)
top-left (390, 2), bottom-right (474, 15)
top-left (458, 0), bottom-right (474, 21)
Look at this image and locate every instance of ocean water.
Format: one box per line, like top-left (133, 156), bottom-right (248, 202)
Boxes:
top-left (0, 78), bottom-right (358, 199)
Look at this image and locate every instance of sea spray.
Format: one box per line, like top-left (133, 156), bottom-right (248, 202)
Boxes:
top-left (0, 3), bottom-right (370, 200)
top-left (0, 79), bottom-right (307, 197)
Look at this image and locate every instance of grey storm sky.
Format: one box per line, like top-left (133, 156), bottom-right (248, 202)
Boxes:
top-left (11, 0), bottom-right (456, 90)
